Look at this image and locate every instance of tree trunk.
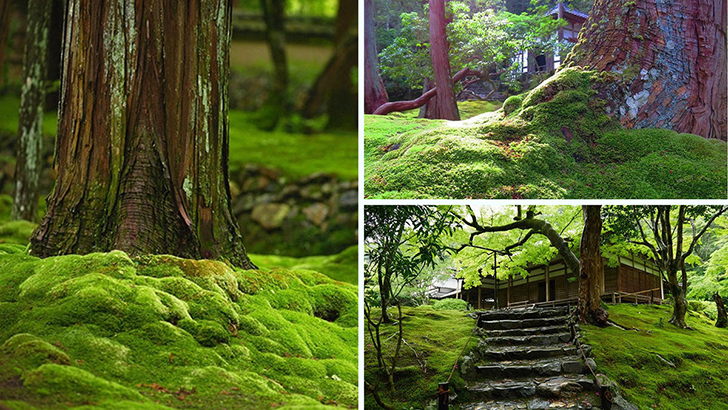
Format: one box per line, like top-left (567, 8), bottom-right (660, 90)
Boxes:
top-left (578, 205), bottom-right (608, 326)
top-left (666, 268), bottom-right (689, 328)
top-left (12, 0), bottom-right (52, 223)
top-left (260, 0), bottom-right (288, 130)
top-left (364, 0), bottom-right (387, 114)
top-left (567, 0), bottom-right (727, 140)
top-left (302, 0), bottom-right (357, 130)
top-left (0, 0), bottom-right (11, 90)
top-left (714, 292), bottom-right (727, 328)
top-left (427, 0), bottom-right (459, 120)
top-left (30, 0), bottom-right (255, 270)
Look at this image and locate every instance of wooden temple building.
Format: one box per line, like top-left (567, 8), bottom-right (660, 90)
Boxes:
top-left (431, 253), bottom-right (664, 310)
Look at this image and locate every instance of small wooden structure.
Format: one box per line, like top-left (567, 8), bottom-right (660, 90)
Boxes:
top-left (520, 2), bottom-right (589, 73)
top-left (450, 253), bottom-right (663, 310)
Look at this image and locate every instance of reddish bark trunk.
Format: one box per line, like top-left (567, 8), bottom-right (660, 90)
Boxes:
top-left (260, 0), bottom-right (288, 130)
top-left (373, 68), bottom-right (473, 115)
top-left (427, 0), bottom-right (459, 120)
top-left (567, 0), bottom-right (727, 140)
top-left (714, 292), bottom-right (727, 328)
top-left (364, 0), bottom-right (388, 114)
top-left (31, 0), bottom-right (255, 270)
top-left (578, 205), bottom-right (608, 326)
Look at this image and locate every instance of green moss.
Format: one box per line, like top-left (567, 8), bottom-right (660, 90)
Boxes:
top-left (364, 67), bottom-right (727, 199)
top-left (502, 95), bottom-right (523, 117)
top-left (0, 251), bottom-right (357, 409)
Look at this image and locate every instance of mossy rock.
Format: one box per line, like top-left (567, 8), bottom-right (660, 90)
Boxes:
top-left (364, 67), bottom-right (727, 199)
top-left (0, 250), bottom-right (357, 409)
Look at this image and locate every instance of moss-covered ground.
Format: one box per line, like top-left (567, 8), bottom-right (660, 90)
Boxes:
top-left (582, 303), bottom-right (728, 410)
top-left (365, 67), bottom-right (727, 199)
top-left (251, 245), bottom-right (357, 285)
top-left (0, 247), bottom-right (357, 409)
top-left (363, 306), bottom-right (478, 409)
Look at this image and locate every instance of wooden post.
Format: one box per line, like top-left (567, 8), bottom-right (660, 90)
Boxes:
top-left (494, 277), bottom-right (499, 310)
top-left (477, 286), bottom-right (482, 310)
top-left (438, 382), bottom-right (449, 410)
top-left (545, 265), bottom-right (550, 302)
top-left (617, 258), bottom-right (622, 294)
top-left (507, 276), bottom-right (512, 307)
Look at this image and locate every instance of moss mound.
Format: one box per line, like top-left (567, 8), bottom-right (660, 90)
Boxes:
top-left (583, 304), bottom-right (728, 410)
top-left (0, 249), bottom-right (357, 409)
top-left (364, 67), bottom-right (727, 199)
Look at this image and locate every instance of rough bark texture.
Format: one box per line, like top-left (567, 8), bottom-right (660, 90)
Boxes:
top-left (364, 0), bottom-right (387, 114)
top-left (302, 0), bottom-right (357, 130)
top-left (578, 205), bottom-right (608, 326)
top-left (714, 292), bottom-right (727, 328)
top-left (13, 0), bottom-right (52, 222)
top-left (373, 68), bottom-right (474, 115)
top-left (260, 0), bottom-right (288, 130)
top-left (567, 0), bottom-right (727, 140)
top-left (427, 0), bottom-right (459, 120)
top-left (0, 0), bottom-right (11, 90)
top-left (31, 0), bottom-right (255, 269)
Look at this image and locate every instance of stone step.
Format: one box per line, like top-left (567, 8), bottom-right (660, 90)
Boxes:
top-left (460, 398), bottom-right (592, 410)
top-left (475, 356), bottom-right (584, 379)
top-left (467, 375), bottom-right (595, 401)
top-left (478, 316), bottom-right (569, 330)
top-left (476, 307), bottom-right (570, 321)
top-left (481, 344), bottom-right (589, 362)
top-left (486, 324), bottom-right (576, 338)
top-left (487, 332), bottom-right (572, 346)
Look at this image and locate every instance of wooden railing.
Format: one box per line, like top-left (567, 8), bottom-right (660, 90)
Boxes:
top-left (606, 288), bottom-right (662, 305)
top-left (507, 297), bottom-right (578, 309)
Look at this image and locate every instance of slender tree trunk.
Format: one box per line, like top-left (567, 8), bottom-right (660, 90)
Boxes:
top-left (0, 0), bottom-right (11, 90)
top-left (31, 0), bottom-right (255, 270)
top-left (364, 0), bottom-right (387, 114)
top-left (567, 0), bottom-right (727, 140)
top-left (427, 0), bottom-right (459, 120)
top-left (12, 0), bottom-right (52, 223)
top-left (714, 292), bottom-right (727, 328)
top-left (260, 0), bottom-right (288, 130)
top-left (578, 205), bottom-right (608, 325)
top-left (302, 0), bottom-right (357, 130)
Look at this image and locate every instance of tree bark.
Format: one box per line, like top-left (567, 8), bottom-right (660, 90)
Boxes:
top-left (260, 0), bottom-right (288, 130)
top-left (373, 67), bottom-right (474, 115)
top-left (364, 0), bottom-right (388, 114)
top-left (578, 205), bottom-right (608, 326)
top-left (714, 292), bottom-right (727, 328)
top-left (30, 0), bottom-right (255, 270)
top-left (12, 0), bottom-right (52, 223)
top-left (567, 0), bottom-right (727, 140)
top-left (302, 0), bottom-right (357, 130)
top-left (427, 0), bottom-right (459, 120)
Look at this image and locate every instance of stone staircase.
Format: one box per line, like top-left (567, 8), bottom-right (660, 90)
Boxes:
top-left (459, 307), bottom-right (603, 410)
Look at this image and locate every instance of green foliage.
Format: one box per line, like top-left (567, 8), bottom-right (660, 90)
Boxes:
top-left (0, 251), bottom-right (357, 409)
top-left (364, 68), bottom-right (727, 199)
top-left (364, 306), bottom-right (477, 409)
top-left (432, 298), bottom-right (469, 310)
top-left (583, 304), bottom-right (728, 410)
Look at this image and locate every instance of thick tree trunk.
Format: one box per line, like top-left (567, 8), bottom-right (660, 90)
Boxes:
top-left (578, 205), bottom-right (608, 326)
top-left (31, 0), bottom-right (255, 270)
top-left (12, 0), bottom-right (52, 222)
top-left (714, 292), bottom-right (727, 328)
top-left (260, 0), bottom-right (288, 130)
top-left (302, 0), bottom-right (357, 130)
top-left (666, 268), bottom-right (689, 328)
top-left (567, 0), bottom-right (727, 140)
top-left (364, 0), bottom-right (387, 114)
top-left (0, 0), bottom-right (11, 90)
top-left (427, 0), bottom-right (459, 120)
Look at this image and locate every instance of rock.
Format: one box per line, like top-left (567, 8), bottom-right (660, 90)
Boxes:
top-left (561, 360), bottom-right (583, 374)
top-left (301, 184), bottom-right (324, 200)
top-left (610, 394), bottom-right (638, 410)
top-left (251, 203), bottom-right (291, 230)
top-left (586, 358), bottom-right (597, 372)
top-left (527, 398), bottom-right (550, 409)
top-left (300, 172), bottom-right (334, 185)
top-left (535, 376), bottom-right (583, 398)
top-left (229, 180), bottom-right (241, 197)
top-left (460, 355), bottom-right (476, 379)
top-left (242, 176), bottom-right (271, 193)
top-left (303, 203), bottom-right (329, 226)
top-left (338, 189), bottom-right (357, 211)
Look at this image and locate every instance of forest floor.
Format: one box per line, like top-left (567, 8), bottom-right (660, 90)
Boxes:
top-left (364, 303), bottom-right (728, 410)
top-left (0, 211), bottom-right (357, 409)
top-left (364, 68), bottom-right (727, 199)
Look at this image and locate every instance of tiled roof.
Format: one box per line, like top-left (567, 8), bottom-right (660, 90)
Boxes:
top-left (548, 2), bottom-right (589, 20)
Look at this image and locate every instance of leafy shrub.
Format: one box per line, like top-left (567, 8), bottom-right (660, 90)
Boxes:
top-left (432, 298), bottom-right (469, 311)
